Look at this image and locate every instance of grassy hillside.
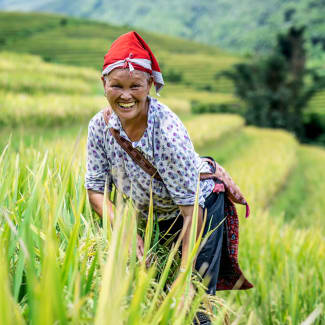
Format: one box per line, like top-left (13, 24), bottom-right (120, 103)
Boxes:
top-left (1, 11), bottom-right (324, 117)
top-left (0, 12), bottom-right (325, 117)
top-left (1, 0), bottom-right (324, 60)
top-left (270, 145), bottom-right (325, 230)
top-left (0, 51), bottom-right (241, 131)
top-left (0, 11), bottom-right (236, 93)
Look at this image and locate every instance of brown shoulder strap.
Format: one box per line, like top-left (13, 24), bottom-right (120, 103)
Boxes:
top-left (102, 108), bottom-right (162, 181)
top-left (102, 110), bottom-right (250, 217)
top-left (109, 127), bottom-right (163, 181)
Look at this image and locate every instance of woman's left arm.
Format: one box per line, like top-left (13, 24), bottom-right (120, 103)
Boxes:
top-left (178, 205), bottom-right (204, 270)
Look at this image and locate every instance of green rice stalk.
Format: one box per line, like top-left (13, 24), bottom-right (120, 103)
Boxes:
top-left (0, 246), bottom-right (25, 325)
top-left (61, 203), bottom-right (80, 285)
top-left (94, 200), bottom-right (136, 325)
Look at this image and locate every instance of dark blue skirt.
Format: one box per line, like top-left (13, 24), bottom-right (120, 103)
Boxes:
top-left (158, 189), bottom-right (225, 295)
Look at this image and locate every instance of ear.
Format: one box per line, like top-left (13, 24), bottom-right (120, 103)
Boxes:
top-left (147, 76), bottom-right (153, 92)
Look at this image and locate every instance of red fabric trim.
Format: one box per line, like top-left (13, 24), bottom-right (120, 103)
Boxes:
top-left (216, 197), bottom-right (253, 291)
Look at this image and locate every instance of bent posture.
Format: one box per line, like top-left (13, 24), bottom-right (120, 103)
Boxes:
top-left (85, 32), bottom-right (252, 320)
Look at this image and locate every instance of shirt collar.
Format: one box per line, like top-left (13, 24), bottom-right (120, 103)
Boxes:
top-left (108, 110), bottom-right (122, 130)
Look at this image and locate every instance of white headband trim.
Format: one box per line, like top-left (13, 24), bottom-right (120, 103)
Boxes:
top-left (102, 58), bottom-right (164, 93)
top-left (102, 58), bottom-right (152, 76)
top-left (152, 70), bottom-right (164, 93)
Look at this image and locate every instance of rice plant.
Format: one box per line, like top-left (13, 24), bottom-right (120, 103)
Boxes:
top-left (1, 48), bottom-right (324, 324)
top-left (0, 141), bottom-right (222, 324)
top-left (1, 122), bottom-right (324, 324)
top-left (270, 145), bottom-right (325, 231)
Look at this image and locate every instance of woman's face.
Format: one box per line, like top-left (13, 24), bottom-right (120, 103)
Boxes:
top-left (104, 69), bottom-right (152, 124)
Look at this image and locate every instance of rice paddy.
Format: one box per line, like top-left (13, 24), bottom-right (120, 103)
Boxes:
top-left (0, 47), bottom-right (324, 324)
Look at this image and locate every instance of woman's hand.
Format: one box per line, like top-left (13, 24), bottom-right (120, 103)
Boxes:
top-left (131, 234), bottom-right (155, 267)
top-left (87, 189), bottom-right (115, 223)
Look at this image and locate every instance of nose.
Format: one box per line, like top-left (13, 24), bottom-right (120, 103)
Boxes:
top-left (120, 89), bottom-right (133, 100)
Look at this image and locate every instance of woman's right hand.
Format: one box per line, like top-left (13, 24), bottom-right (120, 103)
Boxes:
top-left (133, 234), bottom-right (156, 268)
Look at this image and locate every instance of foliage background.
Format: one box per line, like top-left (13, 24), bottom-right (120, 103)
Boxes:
top-left (0, 0), bottom-right (324, 60)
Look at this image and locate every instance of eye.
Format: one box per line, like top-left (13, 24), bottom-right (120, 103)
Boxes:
top-left (131, 84), bottom-right (141, 89)
top-left (111, 84), bottom-right (122, 88)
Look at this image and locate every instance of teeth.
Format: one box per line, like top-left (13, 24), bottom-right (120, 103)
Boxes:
top-left (119, 102), bottom-right (135, 108)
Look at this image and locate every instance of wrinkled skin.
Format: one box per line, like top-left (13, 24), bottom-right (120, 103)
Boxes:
top-left (102, 68), bottom-right (153, 141)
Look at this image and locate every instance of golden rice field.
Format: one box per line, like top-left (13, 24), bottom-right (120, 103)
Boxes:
top-left (0, 51), bottom-right (324, 324)
top-left (270, 145), bottom-right (325, 231)
top-left (1, 120), bottom-right (324, 324)
top-left (0, 52), bottom-right (238, 127)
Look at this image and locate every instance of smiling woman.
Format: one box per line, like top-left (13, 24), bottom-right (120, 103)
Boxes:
top-left (103, 69), bottom-right (153, 141)
top-left (85, 31), bottom-right (252, 325)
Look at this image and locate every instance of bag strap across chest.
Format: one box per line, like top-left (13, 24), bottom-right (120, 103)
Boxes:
top-left (102, 109), bottom-right (250, 217)
top-left (109, 127), bottom-right (163, 181)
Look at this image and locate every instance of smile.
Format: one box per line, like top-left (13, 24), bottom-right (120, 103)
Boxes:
top-left (118, 102), bottom-right (136, 109)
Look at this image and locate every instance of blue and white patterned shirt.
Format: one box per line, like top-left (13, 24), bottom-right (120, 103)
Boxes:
top-left (85, 97), bottom-right (215, 220)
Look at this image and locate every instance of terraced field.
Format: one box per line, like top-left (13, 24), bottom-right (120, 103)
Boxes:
top-left (270, 145), bottom-right (325, 230)
top-left (2, 10), bottom-right (324, 116)
top-left (1, 51), bottom-right (324, 324)
top-left (205, 128), bottom-right (324, 325)
top-left (0, 12), bottom-right (235, 93)
top-left (0, 51), bottom-right (240, 130)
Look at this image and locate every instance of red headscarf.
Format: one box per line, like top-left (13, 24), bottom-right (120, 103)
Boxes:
top-left (102, 31), bottom-right (164, 93)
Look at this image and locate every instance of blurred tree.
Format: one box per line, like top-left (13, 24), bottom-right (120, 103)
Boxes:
top-left (220, 26), bottom-right (325, 140)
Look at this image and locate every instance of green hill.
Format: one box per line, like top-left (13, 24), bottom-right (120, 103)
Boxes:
top-left (1, 0), bottom-right (324, 59)
top-left (1, 11), bottom-right (324, 136)
top-left (0, 11), bottom-right (238, 94)
top-left (0, 50), bottom-right (238, 129)
top-left (2, 10), bottom-right (324, 97)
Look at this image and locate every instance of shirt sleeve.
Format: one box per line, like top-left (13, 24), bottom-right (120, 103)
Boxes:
top-left (85, 112), bottom-right (112, 193)
top-left (153, 109), bottom-right (205, 207)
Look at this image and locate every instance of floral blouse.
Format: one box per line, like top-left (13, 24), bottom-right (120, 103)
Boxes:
top-left (85, 96), bottom-right (215, 220)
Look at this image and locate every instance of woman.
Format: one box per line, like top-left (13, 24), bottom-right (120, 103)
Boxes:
top-left (85, 31), bottom-right (252, 314)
